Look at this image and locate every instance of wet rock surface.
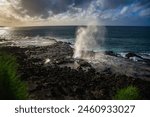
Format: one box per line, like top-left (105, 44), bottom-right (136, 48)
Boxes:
top-left (124, 52), bottom-right (150, 64)
top-left (0, 42), bottom-right (150, 100)
top-left (104, 51), bottom-right (118, 57)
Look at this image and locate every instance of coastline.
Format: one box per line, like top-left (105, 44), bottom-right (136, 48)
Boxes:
top-left (0, 40), bottom-right (150, 99)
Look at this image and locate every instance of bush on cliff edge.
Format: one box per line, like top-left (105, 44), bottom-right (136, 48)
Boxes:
top-left (0, 53), bottom-right (27, 100)
top-left (114, 86), bottom-right (140, 100)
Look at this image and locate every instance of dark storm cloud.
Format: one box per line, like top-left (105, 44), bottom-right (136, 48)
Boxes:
top-left (97, 0), bottom-right (133, 10)
top-left (138, 0), bottom-right (150, 6)
top-left (133, 0), bottom-right (150, 9)
top-left (7, 0), bottom-right (150, 17)
top-left (7, 0), bottom-right (92, 18)
top-left (5, 0), bottom-right (150, 25)
top-left (19, 0), bottom-right (134, 14)
top-left (74, 0), bottom-right (92, 7)
top-left (18, 0), bottom-right (73, 18)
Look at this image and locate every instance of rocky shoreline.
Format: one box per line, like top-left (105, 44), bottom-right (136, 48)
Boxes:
top-left (0, 41), bottom-right (150, 99)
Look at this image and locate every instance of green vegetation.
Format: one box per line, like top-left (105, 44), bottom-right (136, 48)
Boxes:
top-left (114, 86), bottom-right (140, 100)
top-left (0, 53), bottom-right (27, 100)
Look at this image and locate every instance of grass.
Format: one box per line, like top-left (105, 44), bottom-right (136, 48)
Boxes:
top-left (114, 86), bottom-right (140, 100)
top-left (0, 52), bottom-right (28, 100)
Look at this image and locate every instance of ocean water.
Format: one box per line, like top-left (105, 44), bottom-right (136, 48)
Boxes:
top-left (0, 26), bottom-right (150, 54)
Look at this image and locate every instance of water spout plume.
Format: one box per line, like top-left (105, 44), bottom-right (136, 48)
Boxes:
top-left (74, 21), bottom-right (105, 59)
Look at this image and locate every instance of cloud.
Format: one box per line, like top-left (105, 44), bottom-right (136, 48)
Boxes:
top-left (120, 6), bottom-right (129, 15)
top-left (139, 8), bottom-right (150, 16)
top-left (138, 0), bottom-right (150, 7)
top-left (95, 0), bottom-right (133, 10)
top-left (0, 0), bottom-right (150, 26)
top-left (7, 0), bottom-right (92, 18)
top-left (6, 0), bottom-right (135, 18)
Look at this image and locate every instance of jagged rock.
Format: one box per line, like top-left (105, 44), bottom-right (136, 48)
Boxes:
top-left (1, 41), bottom-right (150, 100)
top-left (125, 52), bottom-right (142, 59)
top-left (104, 51), bottom-right (117, 57)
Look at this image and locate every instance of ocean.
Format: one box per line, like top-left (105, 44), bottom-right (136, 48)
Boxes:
top-left (0, 26), bottom-right (150, 54)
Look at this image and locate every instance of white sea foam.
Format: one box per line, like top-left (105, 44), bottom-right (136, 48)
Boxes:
top-left (0, 36), bottom-right (56, 47)
top-left (73, 21), bottom-right (106, 59)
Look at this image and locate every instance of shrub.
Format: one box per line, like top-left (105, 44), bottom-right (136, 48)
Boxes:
top-left (114, 86), bottom-right (140, 100)
top-left (0, 53), bottom-right (27, 100)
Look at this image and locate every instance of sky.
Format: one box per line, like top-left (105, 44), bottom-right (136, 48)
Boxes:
top-left (0, 0), bottom-right (150, 26)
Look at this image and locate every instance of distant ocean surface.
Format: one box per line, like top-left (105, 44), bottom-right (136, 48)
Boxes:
top-left (0, 26), bottom-right (150, 54)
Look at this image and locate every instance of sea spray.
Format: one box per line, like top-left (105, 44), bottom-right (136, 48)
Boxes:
top-left (73, 21), bottom-right (106, 59)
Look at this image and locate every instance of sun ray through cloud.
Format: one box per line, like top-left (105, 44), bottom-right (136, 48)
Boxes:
top-left (0, 0), bottom-right (149, 26)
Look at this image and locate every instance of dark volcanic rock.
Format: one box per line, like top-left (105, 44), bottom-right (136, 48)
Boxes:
top-left (1, 42), bottom-right (150, 100)
top-left (125, 52), bottom-right (150, 64)
top-left (125, 52), bottom-right (142, 59)
top-left (104, 51), bottom-right (118, 57)
top-left (143, 59), bottom-right (150, 65)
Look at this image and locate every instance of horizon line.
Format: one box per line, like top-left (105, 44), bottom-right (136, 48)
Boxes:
top-left (1, 25), bottom-right (150, 28)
